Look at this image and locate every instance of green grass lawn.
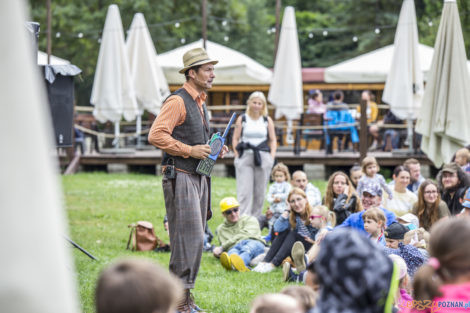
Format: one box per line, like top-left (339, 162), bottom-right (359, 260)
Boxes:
top-left (63, 173), bottom-right (327, 313)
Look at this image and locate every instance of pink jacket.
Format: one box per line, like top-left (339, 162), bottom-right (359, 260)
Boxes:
top-left (400, 282), bottom-right (470, 313)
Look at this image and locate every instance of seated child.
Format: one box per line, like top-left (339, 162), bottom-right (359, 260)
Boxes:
top-left (96, 258), bottom-right (182, 313)
top-left (397, 213), bottom-right (419, 230)
top-left (383, 222), bottom-right (426, 277)
top-left (356, 156), bottom-right (393, 200)
top-left (455, 147), bottom-right (470, 173)
top-left (403, 218), bottom-right (470, 313)
top-left (309, 205), bottom-right (335, 241)
top-left (389, 254), bottom-right (413, 308)
top-left (264, 163), bottom-right (291, 240)
top-left (362, 207), bottom-right (387, 246)
top-left (314, 228), bottom-right (397, 313)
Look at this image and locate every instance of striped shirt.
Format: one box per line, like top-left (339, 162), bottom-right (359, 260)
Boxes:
top-left (148, 82), bottom-right (207, 158)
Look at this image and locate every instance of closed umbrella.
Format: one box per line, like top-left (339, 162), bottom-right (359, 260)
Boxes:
top-left (91, 4), bottom-right (138, 148)
top-left (268, 6), bottom-right (303, 144)
top-left (1, 1), bottom-right (79, 312)
top-left (126, 13), bottom-right (169, 147)
top-left (415, 0), bottom-right (470, 166)
top-left (382, 0), bottom-right (423, 153)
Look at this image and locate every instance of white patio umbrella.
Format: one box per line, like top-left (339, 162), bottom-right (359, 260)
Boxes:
top-left (1, 1), bottom-right (79, 312)
top-left (268, 6), bottom-right (303, 144)
top-left (91, 4), bottom-right (138, 148)
top-left (382, 0), bottom-right (423, 153)
top-left (126, 13), bottom-right (170, 147)
top-left (416, 0), bottom-right (470, 166)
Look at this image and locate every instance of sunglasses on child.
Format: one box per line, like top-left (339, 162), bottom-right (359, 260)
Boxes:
top-left (310, 215), bottom-right (325, 220)
top-left (223, 208), bottom-right (239, 215)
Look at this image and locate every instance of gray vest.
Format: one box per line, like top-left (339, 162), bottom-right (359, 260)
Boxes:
top-left (162, 88), bottom-right (210, 174)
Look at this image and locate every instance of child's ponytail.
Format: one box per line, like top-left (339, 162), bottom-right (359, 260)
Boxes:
top-left (413, 217), bottom-right (470, 301)
top-left (412, 259), bottom-right (443, 301)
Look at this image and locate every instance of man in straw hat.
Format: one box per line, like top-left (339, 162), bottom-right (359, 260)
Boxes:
top-left (149, 47), bottom-right (227, 313)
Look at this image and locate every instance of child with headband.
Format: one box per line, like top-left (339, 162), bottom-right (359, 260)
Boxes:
top-left (403, 217), bottom-right (470, 313)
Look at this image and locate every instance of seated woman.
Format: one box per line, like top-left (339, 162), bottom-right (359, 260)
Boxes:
top-left (383, 166), bottom-right (417, 217)
top-left (411, 180), bottom-right (451, 231)
top-left (324, 171), bottom-right (363, 225)
top-left (306, 89), bottom-right (326, 115)
top-left (253, 188), bottom-right (316, 273)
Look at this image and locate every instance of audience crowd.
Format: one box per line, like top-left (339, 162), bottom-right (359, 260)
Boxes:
top-left (97, 145), bottom-right (470, 313)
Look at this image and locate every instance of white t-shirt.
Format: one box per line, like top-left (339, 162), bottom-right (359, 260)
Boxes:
top-left (382, 189), bottom-right (418, 217)
top-left (241, 114), bottom-right (268, 147)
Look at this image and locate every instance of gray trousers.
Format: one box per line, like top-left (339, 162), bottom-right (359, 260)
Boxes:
top-left (235, 151), bottom-right (274, 217)
top-left (162, 171), bottom-right (208, 289)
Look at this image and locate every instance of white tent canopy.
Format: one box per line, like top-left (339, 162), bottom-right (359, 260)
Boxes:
top-left (324, 43), bottom-right (470, 83)
top-left (157, 39), bottom-right (272, 85)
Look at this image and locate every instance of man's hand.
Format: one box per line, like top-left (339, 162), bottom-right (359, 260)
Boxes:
top-left (190, 144), bottom-right (211, 159)
top-left (212, 246), bottom-right (223, 258)
top-left (219, 145), bottom-right (229, 158)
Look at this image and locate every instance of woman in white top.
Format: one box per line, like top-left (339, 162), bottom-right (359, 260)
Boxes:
top-left (383, 165), bottom-right (418, 217)
top-left (232, 91), bottom-right (277, 217)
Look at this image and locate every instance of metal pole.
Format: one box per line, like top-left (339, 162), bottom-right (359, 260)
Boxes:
top-left (359, 99), bottom-right (368, 161)
top-left (202, 0), bottom-right (207, 49)
top-left (274, 0), bottom-right (281, 63)
top-left (46, 0), bottom-right (52, 64)
top-left (136, 114), bottom-right (142, 148)
top-left (64, 236), bottom-right (98, 260)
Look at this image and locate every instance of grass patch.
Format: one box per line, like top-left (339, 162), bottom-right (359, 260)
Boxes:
top-left (63, 173), bottom-right (327, 313)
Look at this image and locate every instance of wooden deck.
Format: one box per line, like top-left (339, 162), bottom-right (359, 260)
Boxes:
top-left (59, 146), bottom-right (432, 171)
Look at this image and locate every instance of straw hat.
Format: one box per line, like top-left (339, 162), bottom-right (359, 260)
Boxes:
top-left (179, 47), bottom-right (218, 74)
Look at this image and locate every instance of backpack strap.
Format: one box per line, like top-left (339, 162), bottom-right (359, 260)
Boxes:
top-left (126, 224), bottom-right (136, 251)
top-left (264, 115), bottom-right (270, 141)
top-left (240, 114), bottom-right (270, 141)
top-left (240, 113), bottom-right (246, 138)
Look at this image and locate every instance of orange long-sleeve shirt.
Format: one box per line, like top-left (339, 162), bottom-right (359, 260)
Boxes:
top-left (148, 82), bottom-right (207, 158)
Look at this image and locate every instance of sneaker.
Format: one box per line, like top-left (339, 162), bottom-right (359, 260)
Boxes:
top-left (253, 262), bottom-right (267, 272)
top-left (220, 252), bottom-right (232, 271)
top-left (249, 252), bottom-right (266, 267)
top-left (261, 263), bottom-right (275, 273)
top-left (283, 262), bottom-right (301, 282)
top-left (230, 254), bottom-right (250, 272)
top-left (291, 241), bottom-right (306, 273)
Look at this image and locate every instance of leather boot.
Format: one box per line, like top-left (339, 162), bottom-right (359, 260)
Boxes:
top-left (176, 289), bottom-right (197, 313)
